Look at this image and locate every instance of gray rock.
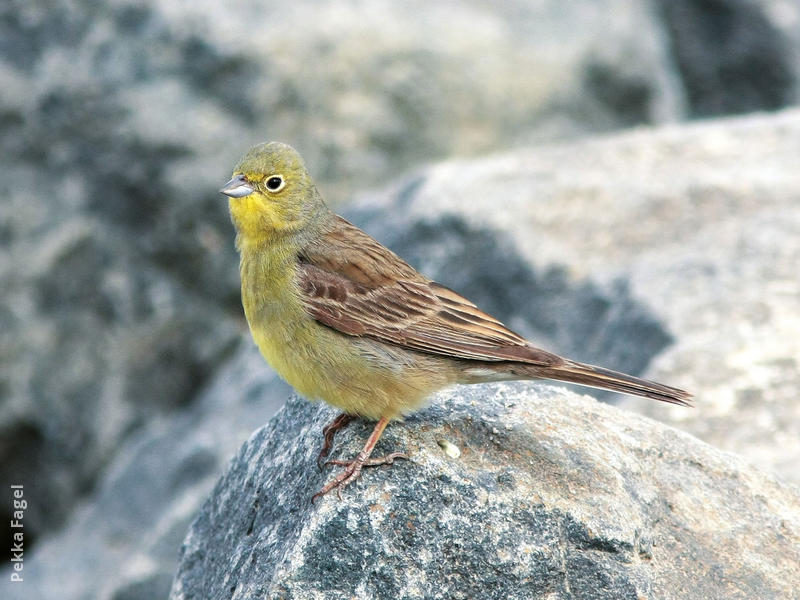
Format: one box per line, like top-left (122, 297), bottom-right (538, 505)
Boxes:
top-left (135, 0), bottom-right (687, 194)
top-left (5, 342), bottom-right (288, 600)
top-left (658, 0), bottom-right (796, 116)
top-left (346, 108), bottom-right (800, 485)
top-left (0, 214), bottom-right (240, 546)
top-left (171, 385), bottom-right (800, 600)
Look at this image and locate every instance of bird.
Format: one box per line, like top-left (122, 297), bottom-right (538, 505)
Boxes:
top-left (220, 141), bottom-right (692, 501)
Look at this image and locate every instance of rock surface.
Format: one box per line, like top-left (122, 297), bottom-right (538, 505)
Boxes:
top-left (347, 108), bottom-right (800, 485)
top-left (171, 385), bottom-right (800, 600)
top-left (4, 343), bottom-right (289, 600)
top-left (659, 0), bottom-right (796, 116)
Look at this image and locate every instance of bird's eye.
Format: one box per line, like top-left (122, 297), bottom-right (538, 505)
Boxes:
top-left (265, 175), bottom-right (285, 192)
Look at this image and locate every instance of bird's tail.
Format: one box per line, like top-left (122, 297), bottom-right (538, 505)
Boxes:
top-left (510, 360), bottom-right (692, 406)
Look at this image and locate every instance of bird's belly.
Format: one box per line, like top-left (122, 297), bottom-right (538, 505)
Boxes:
top-left (249, 312), bottom-right (452, 420)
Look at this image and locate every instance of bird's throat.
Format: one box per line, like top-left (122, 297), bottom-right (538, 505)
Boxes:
top-left (228, 197), bottom-right (282, 244)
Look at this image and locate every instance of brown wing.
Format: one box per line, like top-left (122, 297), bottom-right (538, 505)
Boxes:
top-left (296, 216), bottom-right (561, 366)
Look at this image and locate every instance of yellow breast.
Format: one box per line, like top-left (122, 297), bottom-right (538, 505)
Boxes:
top-left (238, 241), bottom-right (450, 419)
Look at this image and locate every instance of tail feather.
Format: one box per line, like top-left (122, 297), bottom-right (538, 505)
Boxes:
top-left (526, 360), bottom-right (692, 406)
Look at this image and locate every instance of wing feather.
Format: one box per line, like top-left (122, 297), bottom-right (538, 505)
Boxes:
top-left (296, 217), bottom-right (561, 366)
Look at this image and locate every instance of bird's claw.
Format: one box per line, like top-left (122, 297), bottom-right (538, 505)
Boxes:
top-left (324, 451), bottom-right (409, 468)
top-left (312, 452), bottom-right (409, 503)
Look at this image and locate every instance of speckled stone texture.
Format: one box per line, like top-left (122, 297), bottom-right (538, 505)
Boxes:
top-left (171, 385), bottom-right (800, 600)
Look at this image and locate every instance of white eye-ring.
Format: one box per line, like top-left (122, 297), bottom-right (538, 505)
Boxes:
top-left (264, 174), bottom-right (286, 193)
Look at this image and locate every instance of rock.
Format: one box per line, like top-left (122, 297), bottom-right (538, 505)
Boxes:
top-left (0, 214), bottom-right (240, 548)
top-left (658, 0), bottom-right (796, 116)
top-left (138, 0), bottom-right (688, 195)
top-left (5, 343), bottom-right (289, 600)
top-left (171, 385), bottom-right (800, 600)
top-left (346, 108), bottom-right (800, 485)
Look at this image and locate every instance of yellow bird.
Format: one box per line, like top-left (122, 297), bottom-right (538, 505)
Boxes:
top-left (220, 142), bottom-right (691, 500)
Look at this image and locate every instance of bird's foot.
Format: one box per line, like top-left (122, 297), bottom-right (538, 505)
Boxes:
top-left (312, 451), bottom-right (408, 502)
top-left (317, 413), bottom-right (356, 470)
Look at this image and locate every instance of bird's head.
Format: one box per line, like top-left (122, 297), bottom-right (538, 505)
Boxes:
top-left (221, 141), bottom-right (329, 243)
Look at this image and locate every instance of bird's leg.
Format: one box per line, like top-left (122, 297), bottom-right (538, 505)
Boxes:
top-left (312, 416), bottom-right (408, 502)
top-left (317, 413), bottom-right (357, 469)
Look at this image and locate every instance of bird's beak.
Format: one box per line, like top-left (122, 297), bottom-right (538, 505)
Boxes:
top-left (220, 174), bottom-right (254, 198)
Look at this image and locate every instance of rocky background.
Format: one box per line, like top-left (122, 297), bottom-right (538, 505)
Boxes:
top-left (2, 0), bottom-right (799, 599)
